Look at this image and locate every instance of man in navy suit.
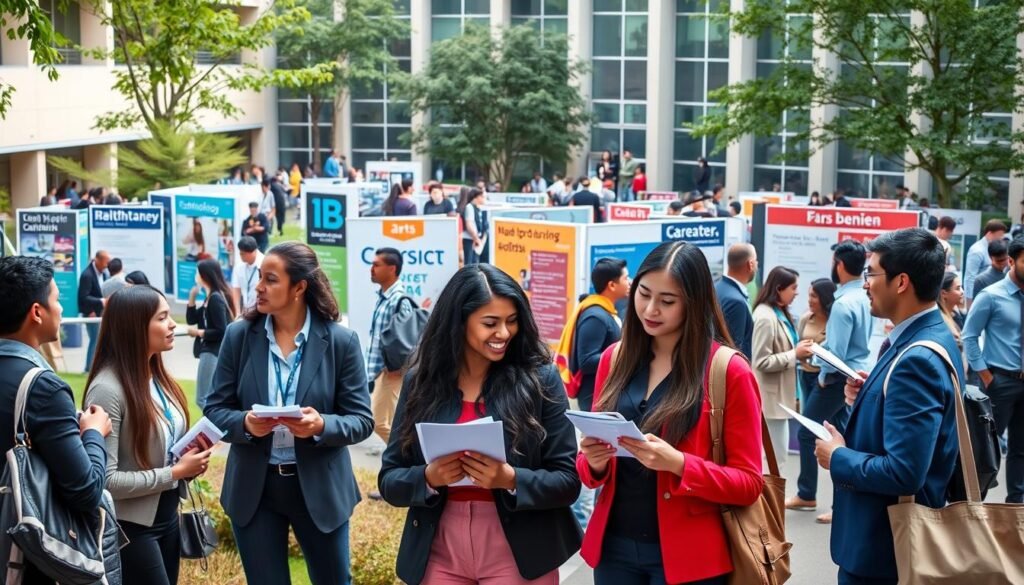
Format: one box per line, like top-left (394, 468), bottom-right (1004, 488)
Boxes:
top-left (714, 243), bottom-right (757, 358)
top-left (815, 228), bottom-right (962, 585)
top-left (77, 250), bottom-right (109, 372)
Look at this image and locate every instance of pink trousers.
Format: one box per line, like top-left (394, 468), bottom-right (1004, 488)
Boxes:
top-left (422, 500), bottom-right (560, 585)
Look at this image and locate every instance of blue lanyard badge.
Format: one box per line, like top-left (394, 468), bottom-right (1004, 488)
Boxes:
top-left (153, 380), bottom-right (176, 446)
top-left (272, 344), bottom-right (305, 406)
top-left (246, 265), bottom-right (258, 289)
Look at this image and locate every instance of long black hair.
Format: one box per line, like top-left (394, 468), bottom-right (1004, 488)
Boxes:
top-left (595, 241), bottom-right (733, 445)
top-left (810, 278), bottom-right (837, 318)
top-left (197, 259), bottom-right (237, 320)
top-left (244, 241), bottom-right (339, 322)
top-left (395, 264), bottom-right (550, 457)
top-left (753, 266), bottom-right (800, 327)
top-left (383, 178), bottom-right (414, 215)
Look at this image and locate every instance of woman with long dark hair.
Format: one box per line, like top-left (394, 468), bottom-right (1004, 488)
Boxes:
top-left (186, 259), bottom-right (236, 409)
top-left (457, 188), bottom-right (487, 265)
top-left (938, 271), bottom-right (966, 353)
top-left (751, 266), bottom-right (812, 463)
top-left (184, 218), bottom-right (207, 261)
top-left (84, 286), bottom-right (213, 585)
top-left (383, 178), bottom-right (417, 216)
top-left (577, 241), bottom-right (764, 584)
top-left (378, 264), bottom-right (581, 585)
top-left (787, 277), bottom-right (837, 518)
top-left (205, 242), bottom-right (373, 585)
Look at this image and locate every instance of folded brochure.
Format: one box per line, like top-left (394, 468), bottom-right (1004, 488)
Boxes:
top-left (810, 343), bottom-right (867, 380)
top-left (170, 417), bottom-right (225, 459)
top-left (564, 410), bottom-right (646, 459)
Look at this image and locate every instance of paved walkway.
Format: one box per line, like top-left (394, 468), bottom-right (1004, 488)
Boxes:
top-left (59, 336), bottom-right (1009, 585)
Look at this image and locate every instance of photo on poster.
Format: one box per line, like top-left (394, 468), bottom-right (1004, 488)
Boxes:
top-left (174, 195), bottom-right (236, 301)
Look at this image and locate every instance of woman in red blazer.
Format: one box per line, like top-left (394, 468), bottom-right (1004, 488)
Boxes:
top-left (577, 241), bottom-right (765, 584)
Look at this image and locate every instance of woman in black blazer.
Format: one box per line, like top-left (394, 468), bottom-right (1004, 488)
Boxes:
top-left (204, 242), bottom-right (374, 585)
top-left (378, 264), bottom-right (582, 585)
top-left (186, 259), bottom-right (235, 409)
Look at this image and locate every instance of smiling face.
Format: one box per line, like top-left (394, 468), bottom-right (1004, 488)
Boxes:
top-left (807, 285), bottom-right (822, 315)
top-left (941, 277), bottom-right (964, 311)
top-left (147, 295), bottom-right (176, 354)
top-left (634, 269), bottom-right (685, 339)
top-left (464, 295), bottom-right (519, 364)
top-left (255, 253), bottom-right (306, 314)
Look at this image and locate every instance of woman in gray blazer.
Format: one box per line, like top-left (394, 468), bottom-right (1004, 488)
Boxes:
top-left (84, 286), bottom-right (213, 585)
top-left (205, 242), bottom-right (373, 585)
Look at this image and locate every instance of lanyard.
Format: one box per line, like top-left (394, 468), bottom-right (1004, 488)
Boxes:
top-left (246, 264), bottom-right (258, 290)
top-left (153, 380), bottom-right (176, 442)
top-left (272, 343), bottom-right (305, 406)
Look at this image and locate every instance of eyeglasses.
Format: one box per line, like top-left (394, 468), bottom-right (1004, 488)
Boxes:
top-left (862, 270), bottom-right (887, 280)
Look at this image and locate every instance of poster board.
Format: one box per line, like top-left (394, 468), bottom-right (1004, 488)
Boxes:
top-left (752, 204), bottom-right (923, 314)
top-left (738, 192), bottom-right (795, 217)
top-left (921, 208), bottom-right (983, 238)
top-left (89, 205), bottom-right (166, 294)
top-left (848, 197), bottom-right (900, 210)
top-left (586, 218), bottom-right (746, 288)
top-left (486, 192), bottom-right (550, 206)
top-left (17, 207), bottom-right (88, 315)
top-left (491, 218), bottom-right (585, 346)
top-left (365, 161), bottom-right (424, 194)
top-left (171, 193), bottom-right (238, 302)
top-left (607, 203), bottom-right (653, 222)
top-left (487, 206), bottom-right (592, 224)
top-left (346, 217), bottom-right (460, 353)
top-left (304, 186), bottom-right (360, 313)
top-left (147, 192), bottom-right (176, 295)
top-left (643, 191), bottom-right (679, 202)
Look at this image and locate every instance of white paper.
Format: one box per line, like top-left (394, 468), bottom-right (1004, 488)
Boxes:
top-left (251, 404), bottom-right (304, 419)
top-left (472, 234), bottom-right (487, 256)
top-left (416, 419), bottom-right (506, 487)
top-left (170, 417), bottom-right (225, 459)
top-left (810, 343), bottom-right (867, 380)
top-left (565, 409), bottom-right (646, 458)
top-left (778, 404), bottom-right (832, 441)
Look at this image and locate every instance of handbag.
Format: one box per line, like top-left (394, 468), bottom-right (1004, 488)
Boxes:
top-left (179, 481), bottom-right (218, 569)
top-left (380, 296), bottom-right (429, 372)
top-left (0, 368), bottom-right (117, 585)
top-left (885, 341), bottom-right (1024, 585)
top-left (946, 384), bottom-right (1000, 502)
top-left (708, 347), bottom-right (792, 585)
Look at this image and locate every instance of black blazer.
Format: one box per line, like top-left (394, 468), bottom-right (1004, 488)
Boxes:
top-left (77, 263), bottom-right (104, 316)
top-left (378, 364), bottom-right (582, 584)
top-left (204, 314), bottom-right (374, 533)
top-left (715, 277), bottom-right (754, 358)
top-left (186, 291), bottom-right (230, 357)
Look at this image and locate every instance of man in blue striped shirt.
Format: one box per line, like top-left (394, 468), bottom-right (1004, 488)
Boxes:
top-left (962, 236), bottom-right (1024, 503)
top-left (365, 248), bottom-right (413, 445)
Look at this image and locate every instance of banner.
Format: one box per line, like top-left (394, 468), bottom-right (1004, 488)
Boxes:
top-left (643, 191), bottom-right (679, 201)
top-left (486, 192), bottom-right (550, 206)
top-left (345, 217), bottom-right (459, 353)
top-left (607, 203), bottom-right (652, 222)
top-left (587, 218), bottom-right (746, 289)
top-left (17, 208), bottom-right (86, 315)
top-left (487, 206), bottom-right (592, 224)
top-left (752, 204), bottom-right (922, 314)
top-left (147, 193), bottom-right (175, 294)
top-left (848, 197), bottom-right (900, 210)
top-left (305, 187), bottom-right (359, 313)
top-left (89, 205), bottom-right (166, 294)
top-left (492, 219), bottom-right (585, 346)
top-left (173, 194), bottom-right (237, 302)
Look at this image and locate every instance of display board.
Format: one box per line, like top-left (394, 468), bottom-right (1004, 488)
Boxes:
top-left (607, 203), bottom-right (653, 222)
top-left (491, 218), bottom-right (585, 346)
top-left (848, 197), bottom-right (900, 210)
top-left (172, 194), bottom-right (238, 302)
top-left (147, 193), bottom-right (176, 294)
top-left (485, 192), bottom-right (549, 206)
top-left (643, 191), bottom-right (679, 201)
top-left (89, 205), bottom-right (166, 294)
top-left (752, 204), bottom-right (923, 314)
top-left (366, 161), bottom-right (424, 194)
top-left (304, 186), bottom-right (360, 313)
top-left (346, 217), bottom-right (460, 353)
top-left (17, 207), bottom-right (88, 315)
top-left (738, 192), bottom-right (795, 216)
top-left (921, 207), bottom-right (983, 237)
top-left (486, 206), bottom-right (592, 224)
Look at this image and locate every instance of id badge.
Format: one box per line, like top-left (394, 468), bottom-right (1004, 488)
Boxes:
top-left (272, 426), bottom-right (295, 450)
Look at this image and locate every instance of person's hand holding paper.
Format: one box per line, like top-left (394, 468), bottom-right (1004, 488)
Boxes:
top-left (810, 343), bottom-right (867, 381)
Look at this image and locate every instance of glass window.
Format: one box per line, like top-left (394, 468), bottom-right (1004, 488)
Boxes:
top-left (353, 126), bottom-right (385, 150)
top-left (675, 105), bottom-right (703, 127)
top-left (432, 0), bottom-right (461, 15)
top-left (278, 102), bottom-right (308, 124)
top-left (707, 62), bottom-right (728, 93)
top-left (432, 17), bottom-right (462, 43)
top-left (676, 15), bottom-right (706, 58)
top-left (675, 61), bottom-right (703, 103)
top-left (279, 126), bottom-right (310, 149)
top-left (623, 62), bottom-right (647, 100)
top-left (594, 102), bottom-right (620, 124)
top-left (624, 16), bottom-right (648, 56)
top-left (836, 172), bottom-right (871, 197)
top-left (387, 128), bottom-right (408, 150)
top-left (351, 102), bottom-right (384, 125)
top-left (512, 0), bottom-right (541, 13)
top-left (594, 0), bottom-right (621, 11)
top-left (545, 0), bottom-right (568, 15)
top-left (624, 104), bottom-right (646, 124)
top-left (593, 16), bottom-right (622, 56)
top-left (622, 130), bottom-right (646, 158)
top-left (465, 0), bottom-right (490, 14)
top-left (592, 61), bottom-right (622, 99)
top-left (592, 127), bottom-right (621, 152)
top-left (753, 168), bottom-right (783, 192)
top-left (625, 0), bottom-right (648, 10)
top-left (674, 132), bottom-right (704, 162)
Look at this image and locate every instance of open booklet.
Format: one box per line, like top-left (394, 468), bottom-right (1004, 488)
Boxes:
top-left (810, 343), bottom-right (867, 380)
top-left (416, 417), bottom-right (506, 487)
top-left (564, 410), bottom-right (647, 459)
top-left (170, 417), bottom-right (226, 459)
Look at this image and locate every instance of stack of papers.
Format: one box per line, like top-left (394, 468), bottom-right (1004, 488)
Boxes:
top-left (810, 343), bottom-right (867, 380)
top-left (564, 410), bottom-right (646, 458)
top-left (251, 404), bottom-right (304, 419)
top-left (170, 417), bottom-right (225, 459)
top-left (416, 417), bottom-right (506, 487)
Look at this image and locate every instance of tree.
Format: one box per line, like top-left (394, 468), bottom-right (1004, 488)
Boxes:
top-left (78, 0), bottom-right (322, 132)
top-left (0, 0), bottom-right (65, 118)
top-left (691, 0), bottom-right (1024, 207)
top-left (48, 121), bottom-right (248, 199)
top-left (275, 0), bottom-right (408, 172)
top-left (397, 24), bottom-right (591, 188)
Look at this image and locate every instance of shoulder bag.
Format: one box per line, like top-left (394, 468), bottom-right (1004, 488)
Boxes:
top-left (381, 296), bottom-right (430, 372)
top-left (179, 481), bottom-right (218, 570)
top-left (708, 347), bottom-right (791, 585)
top-left (885, 341), bottom-right (1024, 585)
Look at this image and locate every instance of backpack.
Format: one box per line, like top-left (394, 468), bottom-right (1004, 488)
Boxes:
top-left (380, 296), bottom-right (430, 372)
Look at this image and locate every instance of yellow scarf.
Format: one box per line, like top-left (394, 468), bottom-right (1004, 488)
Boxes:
top-left (555, 294), bottom-right (620, 385)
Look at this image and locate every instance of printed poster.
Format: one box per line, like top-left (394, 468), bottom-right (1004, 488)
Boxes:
top-left (89, 205), bottom-right (166, 294)
top-left (306, 190), bottom-right (350, 313)
top-left (173, 195), bottom-right (237, 302)
top-left (17, 208), bottom-right (85, 315)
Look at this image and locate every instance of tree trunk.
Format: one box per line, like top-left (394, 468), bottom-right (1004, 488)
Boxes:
top-left (932, 172), bottom-right (953, 208)
top-left (310, 95), bottom-right (322, 175)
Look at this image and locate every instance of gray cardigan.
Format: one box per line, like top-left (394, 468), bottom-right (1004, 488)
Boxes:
top-left (84, 368), bottom-right (185, 526)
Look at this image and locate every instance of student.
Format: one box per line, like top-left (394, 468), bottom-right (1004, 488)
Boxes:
top-left (458, 188), bottom-right (487, 265)
top-left (383, 178), bottom-right (417, 216)
top-left (85, 285), bottom-right (213, 585)
top-left (186, 259), bottom-right (236, 409)
top-left (232, 236), bottom-right (265, 314)
top-left (577, 241), bottom-right (764, 585)
top-left (378, 264), bottom-right (582, 585)
top-left (423, 183), bottom-right (456, 216)
top-left (205, 242), bottom-right (374, 585)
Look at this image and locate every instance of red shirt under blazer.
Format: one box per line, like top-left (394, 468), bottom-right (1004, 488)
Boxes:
top-left (576, 341), bottom-right (764, 584)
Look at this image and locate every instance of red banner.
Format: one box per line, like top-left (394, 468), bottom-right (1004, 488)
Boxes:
top-left (848, 197), bottom-right (900, 210)
top-left (608, 204), bottom-right (652, 222)
top-left (766, 206), bottom-right (921, 232)
top-left (644, 191), bottom-right (679, 201)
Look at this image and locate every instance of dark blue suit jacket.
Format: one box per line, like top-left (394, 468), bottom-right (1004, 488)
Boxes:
top-left (205, 314), bottom-right (374, 533)
top-left (714, 277), bottom-right (753, 358)
top-left (830, 309), bottom-right (962, 579)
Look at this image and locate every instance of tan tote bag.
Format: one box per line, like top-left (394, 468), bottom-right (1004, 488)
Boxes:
top-left (885, 340), bottom-right (1024, 585)
top-left (708, 346), bottom-right (792, 585)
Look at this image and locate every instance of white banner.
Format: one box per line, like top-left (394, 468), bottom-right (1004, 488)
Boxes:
top-left (89, 205), bottom-right (166, 294)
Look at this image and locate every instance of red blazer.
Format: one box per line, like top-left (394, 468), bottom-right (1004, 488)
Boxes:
top-left (576, 341), bottom-right (764, 584)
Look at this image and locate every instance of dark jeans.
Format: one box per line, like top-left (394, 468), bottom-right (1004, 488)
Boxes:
top-left (985, 373), bottom-right (1024, 503)
top-left (119, 489), bottom-right (181, 585)
top-left (838, 568), bottom-right (897, 585)
top-left (462, 239), bottom-right (479, 265)
top-left (276, 210), bottom-right (286, 236)
top-left (797, 370), bottom-right (847, 501)
top-left (594, 536), bottom-right (728, 585)
top-left (233, 470), bottom-right (351, 585)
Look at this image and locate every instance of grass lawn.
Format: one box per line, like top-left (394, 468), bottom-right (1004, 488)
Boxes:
top-left (270, 219), bottom-right (304, 247)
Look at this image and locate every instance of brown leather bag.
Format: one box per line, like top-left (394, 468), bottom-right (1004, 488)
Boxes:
top-left (708, 346), bottom-right (792, 585)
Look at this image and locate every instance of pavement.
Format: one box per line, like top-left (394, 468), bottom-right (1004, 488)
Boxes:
top-left (59, 335), bottom-right (1010, 585)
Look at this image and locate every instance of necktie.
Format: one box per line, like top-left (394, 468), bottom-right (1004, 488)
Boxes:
top-left (878, 337), bottom-right (892, 360)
